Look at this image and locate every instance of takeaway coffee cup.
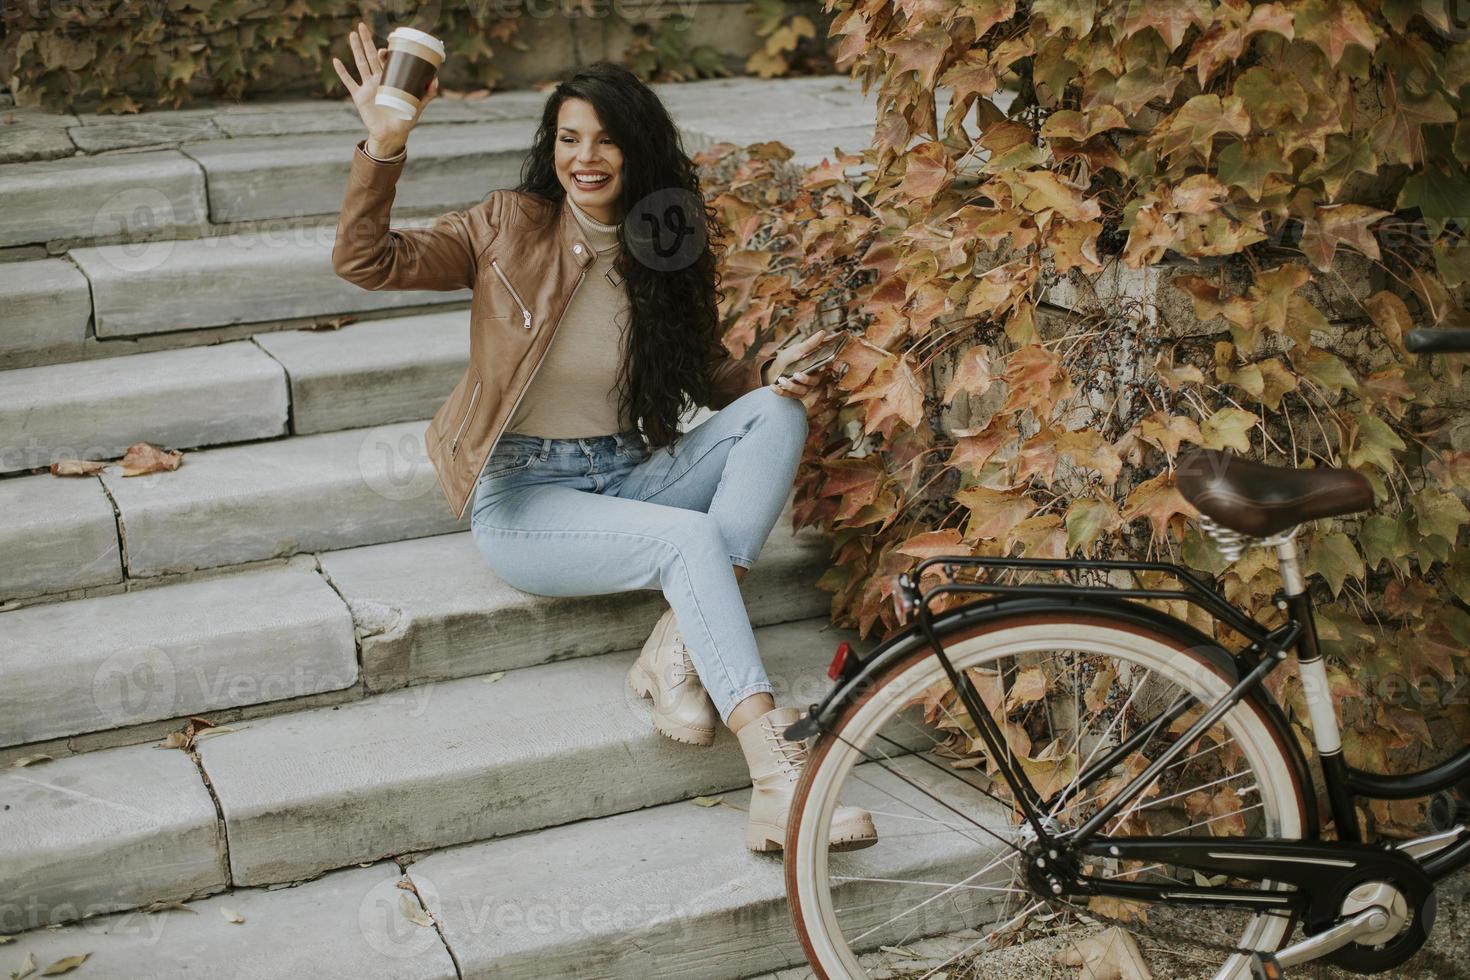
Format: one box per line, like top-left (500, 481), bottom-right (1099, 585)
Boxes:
top-left (374, 27), bottom-right (446, 120)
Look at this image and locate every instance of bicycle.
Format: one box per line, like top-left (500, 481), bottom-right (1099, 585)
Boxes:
top-left (778, 327), bottom-right (1470, 978)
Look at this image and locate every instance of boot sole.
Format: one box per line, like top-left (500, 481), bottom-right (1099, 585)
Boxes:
top-left (743, 821), bottom-right (880, 853)
top-left (626, 659), bottom-right (716, 747)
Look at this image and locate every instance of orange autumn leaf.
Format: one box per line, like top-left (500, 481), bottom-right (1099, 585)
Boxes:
top-left (116, 442), bottom-right (184, 476)
top-left (895, 528), bottom-right (969, 559)
top-left (50, 458), bottom-right (109, 477)
top-left (1000, 344), bottom-right (1070, 416)
top-left (1123, 472), bottom-right (1198, 540)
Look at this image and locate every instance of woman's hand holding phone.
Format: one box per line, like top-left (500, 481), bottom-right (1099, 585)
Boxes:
top-left (766, 329), bottom-right (849, 401)
top-left (331, 21), bottom-right (439, 158)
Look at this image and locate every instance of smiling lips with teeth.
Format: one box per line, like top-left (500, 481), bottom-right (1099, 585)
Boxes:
top-left (573, 171), bottom-right (610, 187)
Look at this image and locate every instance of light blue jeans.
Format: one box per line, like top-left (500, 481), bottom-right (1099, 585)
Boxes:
top-left (468, 384), bottom-right (808, 723)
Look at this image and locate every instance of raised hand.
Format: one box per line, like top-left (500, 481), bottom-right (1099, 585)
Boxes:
top-left (330, 21), bottom-right (439, 157)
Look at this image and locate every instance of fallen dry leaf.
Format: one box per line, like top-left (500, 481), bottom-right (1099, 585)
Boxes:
top-left (305, 314), bottom-right (359, 331)
top-left (141, 899), bottom-right (196, 914)
top-left (1054, 926), bottom-right (1152, 980)
top-left (116, 442), bottom-right (183, 476)
top-left (39, 952), bottom-right (91, 975)
top-left (49, 459), bottom-right (108, 477)
top-left (158, 715), bottom-right (218, 751)
top-left (400, 894), bottom-right (433, 927)
top-left (11, 754), bottom-right (53, 767)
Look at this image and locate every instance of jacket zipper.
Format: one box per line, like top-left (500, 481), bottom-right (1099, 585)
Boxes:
top-left (449, 380), bottom-right (480, 458)
top-left (490, 258), bottom-right (533, 331)
top-left (458, 265), bottom-right (589, 518)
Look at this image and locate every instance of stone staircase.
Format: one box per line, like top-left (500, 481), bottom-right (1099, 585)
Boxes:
top-left (0, 76), bottom-right (988, 978)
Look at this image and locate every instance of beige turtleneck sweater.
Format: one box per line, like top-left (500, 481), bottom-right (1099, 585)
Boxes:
top-left (506, 195), bottom-right (635, 437)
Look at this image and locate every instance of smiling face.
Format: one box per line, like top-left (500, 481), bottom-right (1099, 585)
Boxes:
top-left (553, 97), bottom-right (625, 225)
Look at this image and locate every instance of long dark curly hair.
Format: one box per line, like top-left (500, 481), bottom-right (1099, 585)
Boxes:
top-left (513, 61), bottom-right (725, 452)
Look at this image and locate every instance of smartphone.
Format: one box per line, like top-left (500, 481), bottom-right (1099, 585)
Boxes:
top-left (778, 332), bottom-right (850, 382)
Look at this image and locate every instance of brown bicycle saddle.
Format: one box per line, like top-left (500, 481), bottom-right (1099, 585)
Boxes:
top-left (1176, 448), bottom-right (1375, 538)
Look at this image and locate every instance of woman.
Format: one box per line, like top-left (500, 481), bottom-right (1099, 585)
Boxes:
top-left (331, 23), bottom-right (876, 853)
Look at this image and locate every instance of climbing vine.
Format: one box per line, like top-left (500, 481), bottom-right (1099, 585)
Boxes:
top-left (698, 0), bottom-right (1470, 838)
top-left (0, 0), bottom-right (835, 113)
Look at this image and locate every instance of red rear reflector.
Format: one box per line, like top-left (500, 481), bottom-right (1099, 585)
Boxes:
top-left (827, 641), bottom-right (852, 680)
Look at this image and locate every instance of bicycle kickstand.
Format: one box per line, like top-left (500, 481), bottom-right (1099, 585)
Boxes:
top-left (1248, 952), bottom-right (1284, 980)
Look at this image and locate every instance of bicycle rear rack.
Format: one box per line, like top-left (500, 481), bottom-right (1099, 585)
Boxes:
top-left (893, 553), bottom-right (1282, 653)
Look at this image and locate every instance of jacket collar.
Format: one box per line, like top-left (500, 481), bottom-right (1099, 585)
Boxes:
top-left (557, 193), bottom-right (596, 268)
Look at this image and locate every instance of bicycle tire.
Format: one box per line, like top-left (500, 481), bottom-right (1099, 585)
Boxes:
top-left (784, 607), bottom-right (1313, 980)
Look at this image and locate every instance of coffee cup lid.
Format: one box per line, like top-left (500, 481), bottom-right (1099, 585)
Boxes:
top-left (388, 26), bottom-right (445, 58)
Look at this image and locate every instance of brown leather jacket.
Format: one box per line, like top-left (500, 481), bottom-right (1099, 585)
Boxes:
top-left (332, 137), bottom-right (776, 521)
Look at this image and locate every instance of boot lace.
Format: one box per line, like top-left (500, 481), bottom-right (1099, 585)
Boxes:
top-left (764, 726), bottom-right (809, 778)
top-left (669, 634), bottom-right (701, 688)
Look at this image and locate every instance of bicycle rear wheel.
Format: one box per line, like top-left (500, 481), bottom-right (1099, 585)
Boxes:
top-left (785, 610), bottom-right (1310, 979)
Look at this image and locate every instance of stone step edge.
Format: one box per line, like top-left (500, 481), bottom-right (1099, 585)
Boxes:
top-left (0, 312), bottom-right (470, 476)
top-left (0, 753), bottom-right (988, 980)
top-left (3, 616), bottom-right (847, 939)
top-left (0, 543), bottom-right (831, 768)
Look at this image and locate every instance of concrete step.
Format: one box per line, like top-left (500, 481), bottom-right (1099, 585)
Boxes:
top-left (0, 76), bottom-right (891, 367)
top-left (0, 149), bottom-right (208, 248)
top-left (0, 562), bottom-right (357, 749)
top-left (0, 311), bottom-right (467, 477)
top-left (0, 497), bottom-right (821, 750)
top-left (1, 78), bottom-right (872, 247)
top-left (0, 472), bottom-right (121, 604)
top-left (194, 618), bottom-right (853, 888)
top-left (69, 217), bottom-right (470, 340)
top-left (1, 617), bottom-right (860, 926)
top-left (182, 121), bottom-right (529, 223)
top-left (318, 500), bottom-right (828, 692)
top-left (0, 340), bottom-right (289, 476)
top-left (5, 399), bottom-right (759, 589)
top-left (97, 419), bottom-right (466, 579)
top-left (251, 311), bottom-right (467, 435)
top-left (0, 755), bottom-right (1000, 979)
top-left (0, 741), bottom-right (228, 930)
top-left (0, 862), bottom-right (457, 980)
top-left (0, 258), bottom-right (90, 364)
top-left (409, 754), bottom-right (997, 979)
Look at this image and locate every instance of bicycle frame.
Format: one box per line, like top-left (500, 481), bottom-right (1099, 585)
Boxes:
top-left (790, 538), bottom-right (1470, 898)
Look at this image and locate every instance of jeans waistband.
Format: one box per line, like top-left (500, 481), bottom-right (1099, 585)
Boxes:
top-left (498, 428), bottom-right (645, 454)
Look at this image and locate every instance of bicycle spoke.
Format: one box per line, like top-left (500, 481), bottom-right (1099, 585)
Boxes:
top-left (912, 899), bottom-right (1048, 980)
top-left (847, 856), bottom-right (1024, 946)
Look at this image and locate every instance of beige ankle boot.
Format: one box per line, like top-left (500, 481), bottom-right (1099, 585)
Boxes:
top-left (626, 605), bottom-right (717, 746)
top-left (735, 705), bottom-right (878, 853)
